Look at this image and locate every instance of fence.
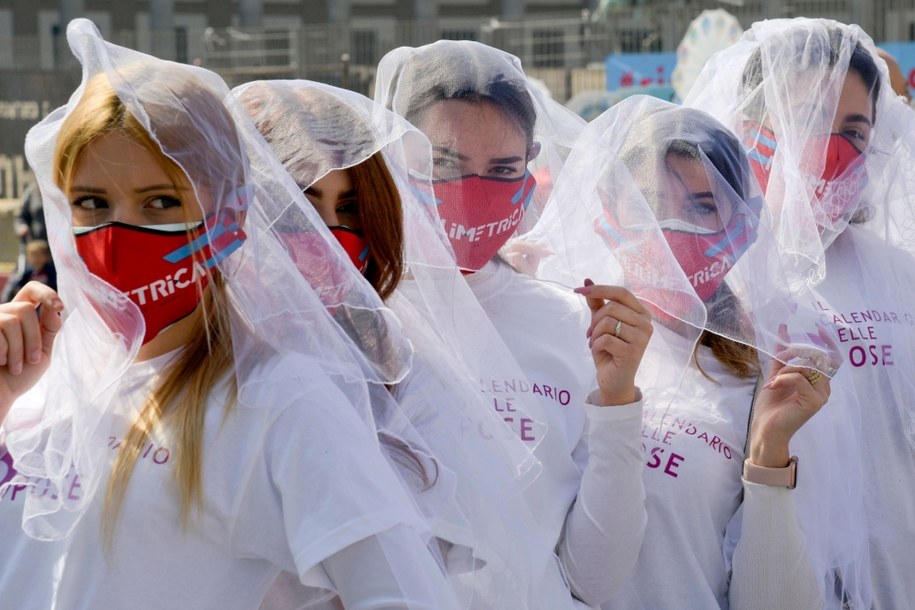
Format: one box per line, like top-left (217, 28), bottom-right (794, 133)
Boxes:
top-left (1, 0), bottom-right (914, 211)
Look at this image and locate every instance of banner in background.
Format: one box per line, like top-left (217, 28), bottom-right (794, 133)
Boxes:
top-left (605, 51), bottom-right (677, 101)
top-left (878, 42), bottom-right (915, 96)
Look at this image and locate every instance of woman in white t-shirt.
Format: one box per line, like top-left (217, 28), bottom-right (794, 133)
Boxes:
top-left (375, 40), bottom-right (652, 609)
top-left (687, 19), bottom-right (915, 607)
top-left (237, 79), bottom-right (560, 608)
top-left (532, 95), bottom-right (867, 609)
top-left (0, 19), bottom-right (458, 610)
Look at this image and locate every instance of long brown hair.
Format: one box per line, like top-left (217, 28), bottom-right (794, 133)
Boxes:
top-left (54, 70), bottom-right (239, 546)
top-left (240, 82), bottom-right (433, 488)
top-left (694, 285), bottom-right (761, 380)
top-left (349, 152), bottom-right (405, 301)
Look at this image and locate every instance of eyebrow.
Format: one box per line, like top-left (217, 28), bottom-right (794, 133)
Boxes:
top-left (432, 144), bottom-right (526, 167)
top-left (843, 113), bottom-right (873, 126)
top-left (69, 184), bottom-right (186, 194)
top-left (689, 191), bottom-right (716, 200)
top-left (432, 146), bottom-right (469, 162)
top-left (138, 184), bottom-right (187, 194)
top-left (304, 186), bottom-right (357, 200)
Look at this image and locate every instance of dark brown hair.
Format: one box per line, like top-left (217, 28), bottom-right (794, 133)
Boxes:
top-left (695, 284), bottom-right (761, 380)
top-left (349, 153), bottom-right (405, 301)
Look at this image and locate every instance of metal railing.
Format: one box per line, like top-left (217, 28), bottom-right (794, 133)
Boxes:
top-left (7, 1), bottom-right (910, 76)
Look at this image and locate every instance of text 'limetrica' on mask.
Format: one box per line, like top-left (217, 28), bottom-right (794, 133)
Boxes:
top-left (432, 171), bottom-right (537, 271)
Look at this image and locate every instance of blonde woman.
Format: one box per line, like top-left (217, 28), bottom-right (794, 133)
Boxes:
top-left (0, 19), bottom-right (457, 610)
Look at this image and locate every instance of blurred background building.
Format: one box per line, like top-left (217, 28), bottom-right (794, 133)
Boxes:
top-left (1, 0), bottom-right (914, 271)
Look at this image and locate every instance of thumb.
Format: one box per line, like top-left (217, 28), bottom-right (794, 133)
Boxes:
top-left (37, 300), bottom-right (63, 355)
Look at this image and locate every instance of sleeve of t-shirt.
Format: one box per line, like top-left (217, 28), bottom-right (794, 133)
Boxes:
top-left (558, 396), bottom-right (647, 607)
top-left (321, 524), bottom-right (461, 610)
top-left (727, 481), bottom-right (824, 610)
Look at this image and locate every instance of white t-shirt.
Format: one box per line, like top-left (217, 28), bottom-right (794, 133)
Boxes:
top-left (606, 323), bottom-right (756, 609)
top-left (466, 260), bottom-right (646, 609)
top-left (815, 225), bottom-right (915, 608)
top-left (1, 349), bottom-right (448, 610)
top-left (0, 433), bottom-right (67, 609)
top-left (605, 322), bottom-right (836, 610)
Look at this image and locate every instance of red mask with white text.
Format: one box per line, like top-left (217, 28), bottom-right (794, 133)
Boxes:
top-left (744, 125), bottom-right (868, 224)
top-left (432, 171), bottom-right (537, 271)
top-left (594, 200), bottom-right (759, 304)
top-left (74, 213), bottom-right (245, 344)
top-left (804, 133), bottom-right (868, 225)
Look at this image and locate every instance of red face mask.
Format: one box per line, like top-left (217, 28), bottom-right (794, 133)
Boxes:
top-left (743, 124), bottom-right (778, 194)
top-left (432, 171), bottom-right (537, 271)
top-left (74, 214), bottom-right (245, 344)
top-left (660, 223), bottom-right (742, 302)
top-left (594, 200), bottom-right (758, 304)
top-left (277, 229), bottom-right (354, 307)
top-left (328, 226), bottom-right (370, 274)
top-left (744, 125), bottom-right (868, 224)
top-left (804, 133), bottom-right (868, 225)
top-left (592, 211), bottom-right (699, 323)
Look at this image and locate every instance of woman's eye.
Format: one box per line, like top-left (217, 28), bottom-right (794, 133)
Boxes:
top-left (72, 196), bottom-right (106, 210)
top-left (147, 195), bottom-right (182, 210)
top-left (336, 200), bottom-right (359, 217)
top-left (688, 201), bottom-right (716, 217)
top-left (431, 157), bottom-right (462, 180)
top-left (852, 132), bottom-right (870, 147)
top-left (489, 165), bottom-right (520, 177)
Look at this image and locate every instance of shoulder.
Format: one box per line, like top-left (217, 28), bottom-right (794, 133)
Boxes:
top-left (231, 348), bottom-right (359, 418)
top-left (832, 225), bottom-right (915, 282)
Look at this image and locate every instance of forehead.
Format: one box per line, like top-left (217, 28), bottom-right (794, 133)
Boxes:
top-left (771, 68), bottom-right (873, 126)
top-left (416, 99), bottom-right (528, 156)
top-left (311, 168), bottom-right (353, 194)
top-left (837, 71), bottom-right (874, 120)
top-left (664, 153), bottom-right (712, 191)
top-left (71, 131), bottom-right (174, 184)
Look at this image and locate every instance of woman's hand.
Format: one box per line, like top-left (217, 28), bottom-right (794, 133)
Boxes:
top-left (574, 279), bottom-right (652, 406)
top-left (0, 282), bottom-right (64, 422)
top-left (749, 324), bottom-right (837, 467)
top-left (749, 357), bottom-right (831, 468)
top-left (503, 240), bottom-right (554, 277)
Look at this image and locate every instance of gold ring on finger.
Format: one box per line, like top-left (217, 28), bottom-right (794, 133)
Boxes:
top-left (806, 370), bottom-right (822, 385)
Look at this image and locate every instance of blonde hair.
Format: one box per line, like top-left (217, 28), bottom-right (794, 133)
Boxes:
top-left (53, 70), bottom-right (239, 546)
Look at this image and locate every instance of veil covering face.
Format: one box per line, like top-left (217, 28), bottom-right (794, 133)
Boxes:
top-left (684, 19), bottom-right (904, 284)
top-left (372, 39), bottom-right (586, 272)
top-left (235, 79), bottom-right (572, 609)
top-left (527, 96), bottom-right (869, 607)
top-left (532, 95), bottom-right (841, 386)
top-left (687, 18), bottom-right (915, 604)
top-left (1, 18), bottom-right (434, 579)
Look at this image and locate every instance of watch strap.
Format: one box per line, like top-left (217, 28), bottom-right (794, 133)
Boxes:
top-left (742, 456), bottom-right (798, 489)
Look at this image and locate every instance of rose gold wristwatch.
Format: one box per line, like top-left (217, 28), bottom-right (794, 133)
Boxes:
top-left (742, 456), bottom-right (798, 489)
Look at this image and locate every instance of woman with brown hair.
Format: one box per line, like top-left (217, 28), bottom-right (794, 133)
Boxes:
top-left (239, 78), bottom-right (563, 609)
top-left (533, 94), bottom-right (866, 608)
